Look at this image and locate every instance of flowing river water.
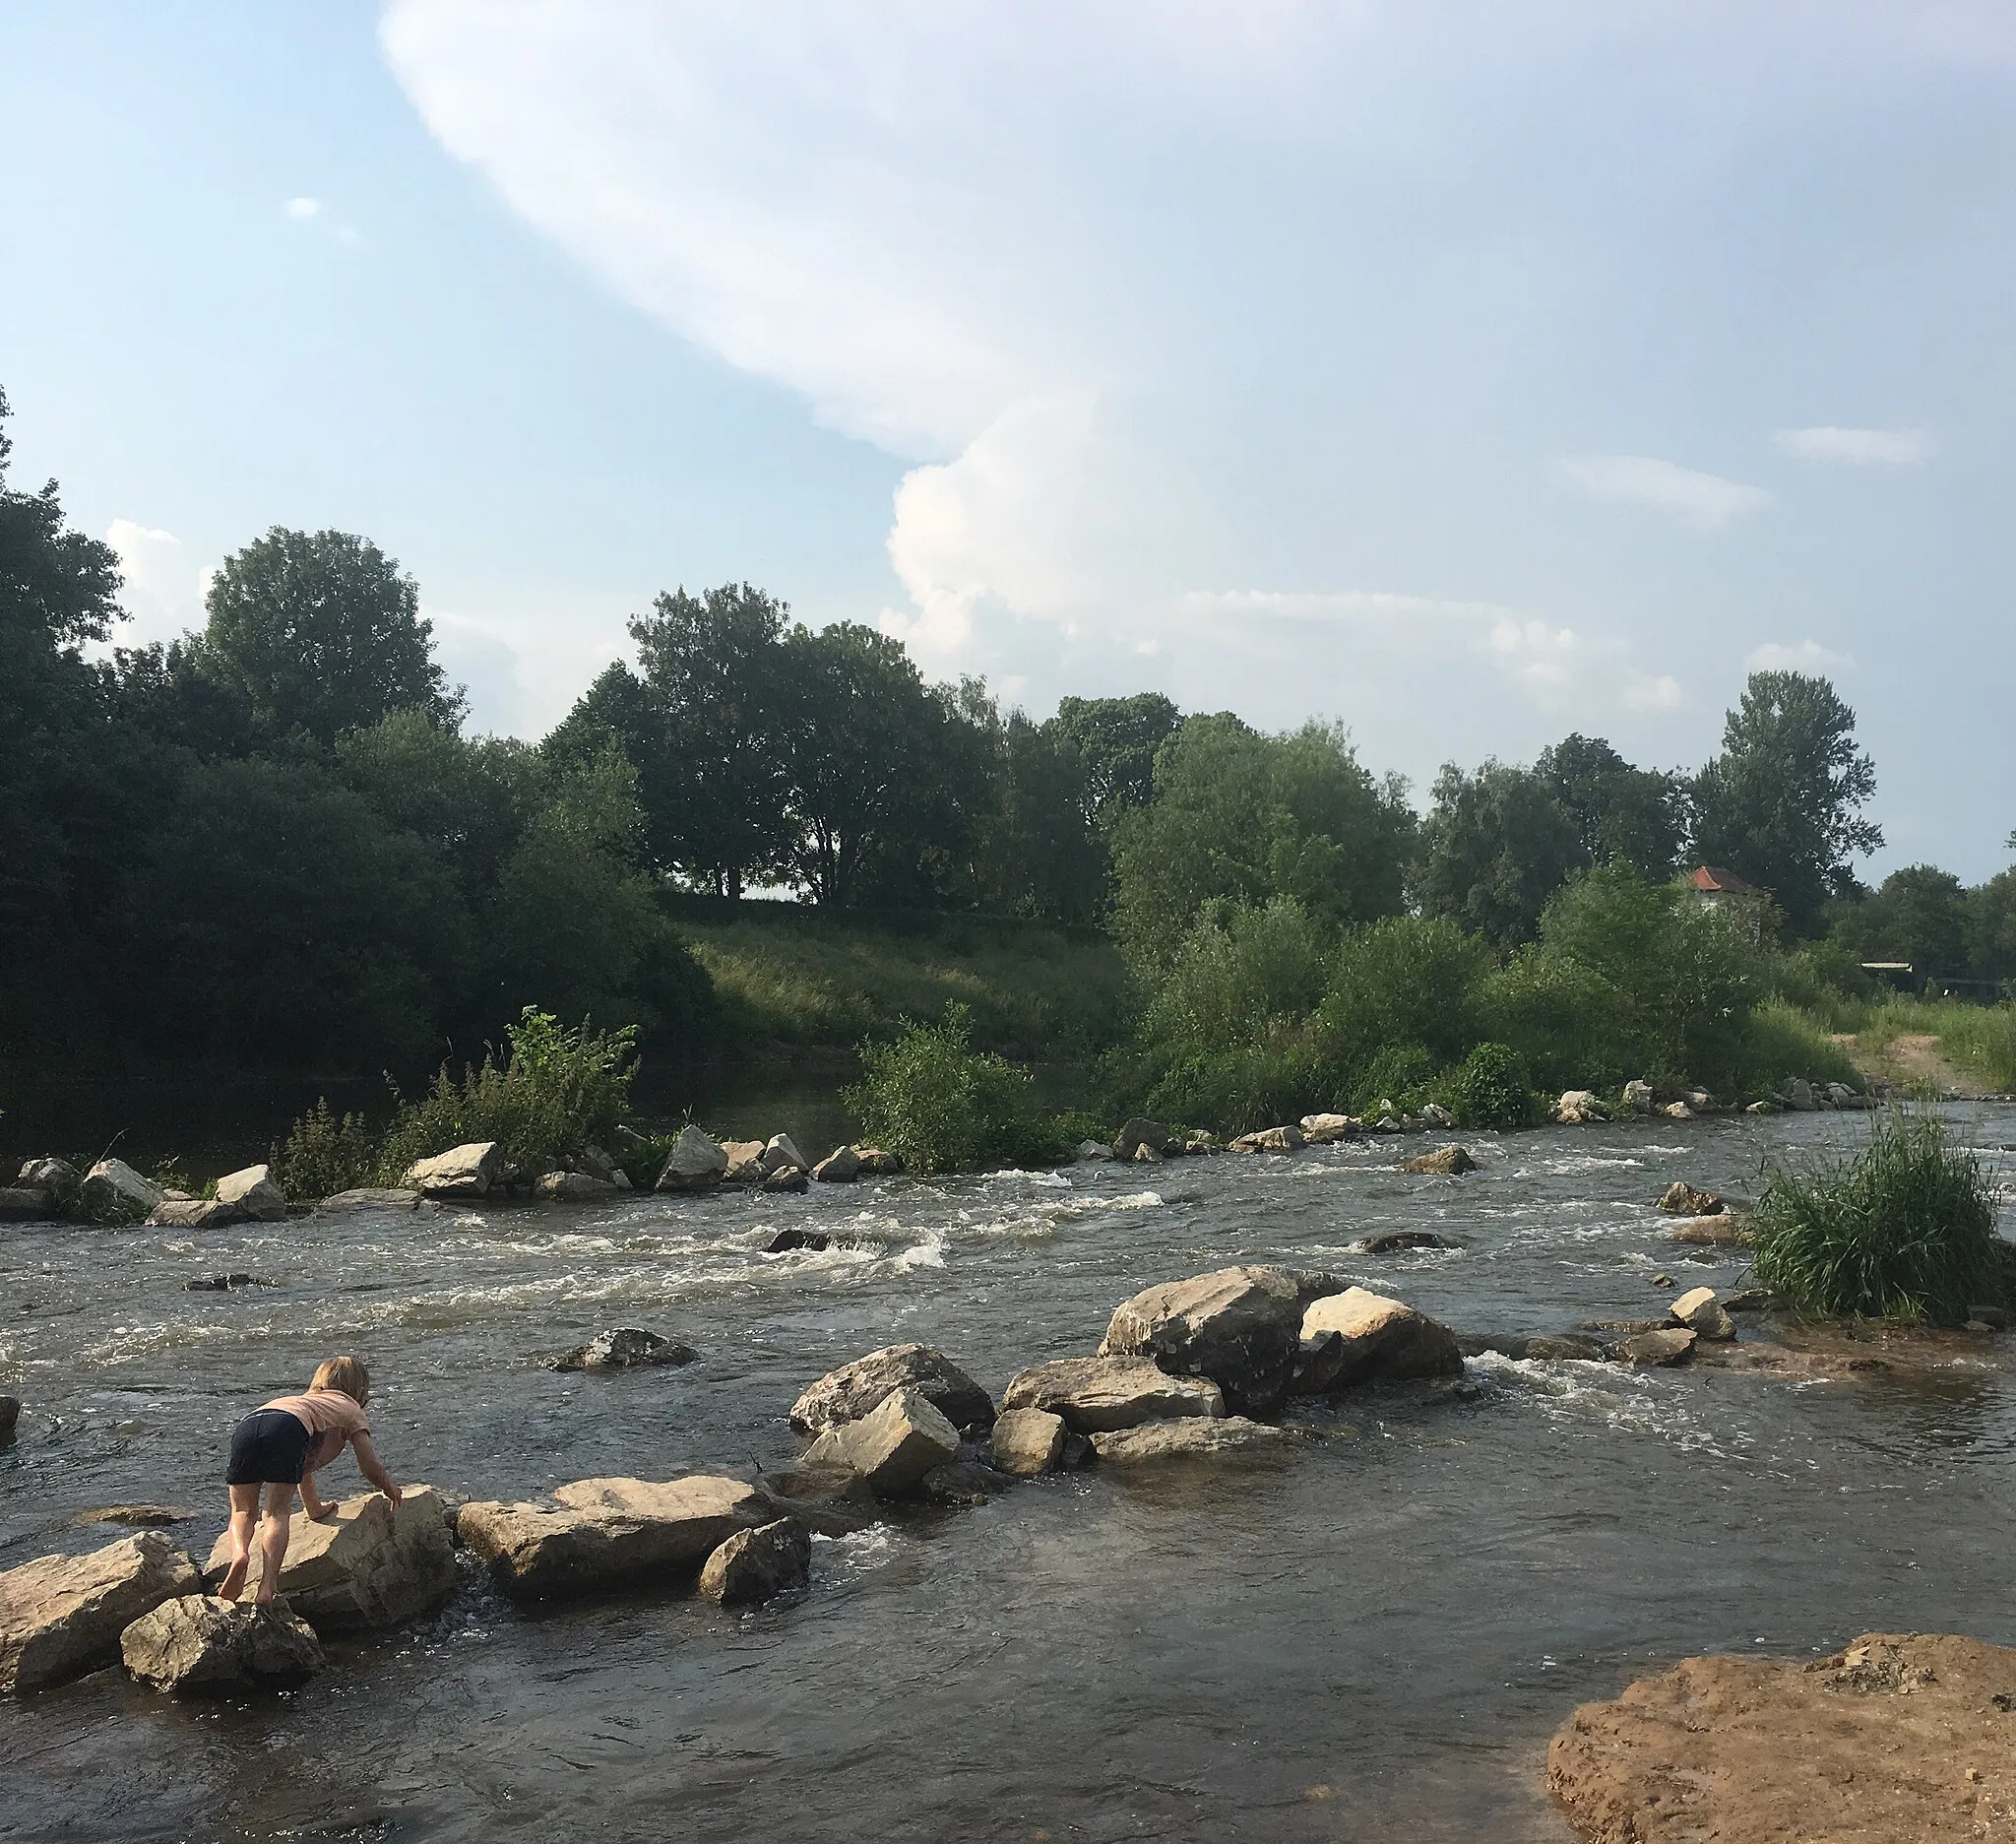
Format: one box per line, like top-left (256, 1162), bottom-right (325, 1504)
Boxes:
top-left (3, 1107), bottom-right (2014, 1842)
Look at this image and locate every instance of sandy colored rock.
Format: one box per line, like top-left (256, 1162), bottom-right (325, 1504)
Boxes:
top-left (72, 1505), bottom-right (196, 1529)
top-left (535, 1170), bottom-right (621, 1199)
top-left (1656, 1179), bottom-right (1726, 1216)
top-left (1621, 1326), bottom-right (1696, 1367)
top-left (812, 1145), bottom-right (860, 1182)
top-left (1556, 1090), bottom-right (1606, 1124)
top-left (82, 1158), bottom-right (164, 1219)
top-left (215, 1164), bottom-right (289, 1220)
top-left (18, 1157), bottom-right (79, 1201)
top-left (656, 1124), bottom-right (727, 1192)
top-left (1295, 1287), bottom-right (1464, 1392)
top-left (720, 1140), bottom-right (767, 1185)
top-left (763, 1164), bottom-right (809, 1192)
top-left (319, 1187), bottom-right (426, 1212)
top-left (761, 1132), bottom-right (809, 1174)
top-left (204, 1487), bottom-right (454, 1630)
top-left (1401, 1144), bottom-right (1479, 1175)
top-left (403, 1141), bottom-right (504, 1197)
top-left (1670, 1213), bottom-right (1750, 1247)
top-left (1112, 1117), bottom-right (1170, 1160)
top-left (120, 1595), bottom-right (324, 1691)
top-left (1100, 1263), bottom-right (1345, 1414)
top-left (147, 1197), bottom-right (247, 1228)
top-left (1299, 1113), bottom-right (1359, 1143)
top-left (1, 1531), bottom-right (201, 1692)
top-left (788, 1343), bottom-right (996, 1435)
top-left (988, 1406), bottom-right (1067, 1474)
top-left (1000, 1356), bottom-right (1225, 1433)
top-left (800, 1386), bottom-right (960, 1496)
top-left (1229, 1124), bottom-right (1304, 1153)
top-left (1090, 1417), bottom-right (1294, 1464)
top-left (1669, 1287), bottom-right (1735, 1340)
top-left (459, 1475), bottom-right (769, 1599)
top-left (552, 1328), bottom-right (698, 1371)
top-left (1547, 1631), bottom-right (2016, 1844)
top-left (698, 1518), bottom-right (810, 1606)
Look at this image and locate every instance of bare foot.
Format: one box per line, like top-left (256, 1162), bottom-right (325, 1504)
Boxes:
top-left (252, 1590), bottom-right (278, 1607)
top-left (218, 1558), bottom-right (249, 1601)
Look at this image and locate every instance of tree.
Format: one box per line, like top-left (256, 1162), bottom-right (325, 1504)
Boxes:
top-left (1536, 732), bottom-right (1689, 879)
top-left (974, 711), bottom-right (1105, 924)
top-left (1414, 760), bottom-right (1587, 947)
top-left (627, 583), bottom-right (792, 897)
top-left (1842, 864), bottom-right (1970, 979)
top-left (1966, 866), bottom-right (2016, 986)
top-left (199, 528), bottom-right (463, 742)
top-left (1691, 671), bottom-right (1881, 933)
top-left (1049, 693), bottom-right (1180, 824)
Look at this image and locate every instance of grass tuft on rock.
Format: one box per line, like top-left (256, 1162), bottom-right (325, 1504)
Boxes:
top-left (1751, 1106), bottom-right (2004, 1324)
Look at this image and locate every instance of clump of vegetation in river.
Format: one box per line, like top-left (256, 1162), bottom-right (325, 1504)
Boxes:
top-left (1751, 1106), bottom-right (2005, 1324)
top-left (274, 1100), bottom-right (378, 1200)
top-left (845, 1006), bottom-right (1067, 1175)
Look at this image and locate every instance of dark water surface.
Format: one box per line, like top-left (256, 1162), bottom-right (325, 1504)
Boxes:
top-left (4, 1109), bottom-right (2013, 1842)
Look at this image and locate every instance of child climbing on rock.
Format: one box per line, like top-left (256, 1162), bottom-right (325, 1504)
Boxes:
top-left (219, 1355), bottom-right (403, 1603)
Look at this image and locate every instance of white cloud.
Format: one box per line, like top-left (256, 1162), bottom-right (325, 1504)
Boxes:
top-left (284, 196), bottom-right (321, 220)
top-left (1746, 638), bottom-right (1857, 673)
top-left (1624, 673), bottom-right (1684, 711)
top-left (1559, 454), bottom-right (1772, 529)
top-left (103, 519), bottom-right (207, 649)
top-left (1774, 425), bottom-right (1934, 467)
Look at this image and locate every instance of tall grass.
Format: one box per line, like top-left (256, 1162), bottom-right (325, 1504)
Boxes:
top-left (1752, 1106), bottom-right (2004, 1324)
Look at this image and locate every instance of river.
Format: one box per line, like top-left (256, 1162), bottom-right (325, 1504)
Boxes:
top-left (3, 1107), bottom-right (2013, 1841)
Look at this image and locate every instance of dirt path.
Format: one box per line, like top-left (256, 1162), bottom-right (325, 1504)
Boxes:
top-left (1831, 1030), bottom-right (1985, 1098)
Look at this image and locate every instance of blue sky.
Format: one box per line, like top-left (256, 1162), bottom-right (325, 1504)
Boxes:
top-left (5, 3), bottom-right (2013, 878)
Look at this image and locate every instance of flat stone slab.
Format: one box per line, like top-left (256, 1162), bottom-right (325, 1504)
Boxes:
top-left (800, 1387), bottom-right (960, 1496)
top-left (1, 1531), bottom-right (201, 1692)
top-left (319, 1188), bottom-right (429, 1212)
top-left (1090, 1417), bottom-right (1295, 1464)
top-left (1547, 1631), bottom-right (2016, 1843)
top-left (789, 1343), bottom-right (995, 1435)
top-left (1000, 1356), bottom-right (1225, 1433)
top-left (204, 1487), bottom-right (455, 1631)
top-left (121, 1595), bottom-right (324, 1691)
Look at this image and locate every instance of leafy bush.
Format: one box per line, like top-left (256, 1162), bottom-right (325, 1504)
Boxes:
top-left (1348, 1042), bottom-right (1436, 1115)
top-left (275, 1099), bottom-right (377, 1201)
top-left (364, 1007), bottom-right (639, 1183)
top-left (1145, 897), bottom-right (1330, 1054)
top-left (1753, 1107), bottom-right (2004, 1323)
top-left (1448, 1041), bottom-right (1535, 1129)
top-left (1313, 915), bottom-right (1488, 1073)
top-left (1145, 1033), bottom-right (1333, 1135)
top-left (845, 1006), bottom-right (1065, 1174)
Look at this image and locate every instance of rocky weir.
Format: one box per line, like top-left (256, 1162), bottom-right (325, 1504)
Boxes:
top-left (1, 1104), bottom-right (2011, 1839)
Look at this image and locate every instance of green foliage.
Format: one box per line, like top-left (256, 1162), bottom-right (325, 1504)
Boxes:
top-left (1753, 1107), bottom-right (2003, 1323)
top-left (1831, 864), bottom-right (1970, 980)
top-left (1414, 760), bottom-right (1586, 946)
top-left (372, 1008), bottom-right (640, 1181)
top-left (844, 1006), bottom-right (1064, 1174)
top-left (275, 1099), bottom-right (377, 1201)
top-left (614, 1131), bottom-right (677, 1193)
top-left (1314, 915), bottom-right (1489, 1074)
top-left (1048, 693), bottom-right (1181, 824)
top-left (1146, 898), bottom-right (1330, 1055)
top-left (1536, 733), bottom-right (1689, 880)
top-left (975, 710), bottom-right (1106, 925)
top-left (1348, 1043), bottom-right (1436, 1115)
top-left (1448, 1041), bottom-right (1535, 1129)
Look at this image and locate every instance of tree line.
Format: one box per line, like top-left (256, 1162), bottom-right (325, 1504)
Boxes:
top-left (3, 383), bottom-right (2008, 1086)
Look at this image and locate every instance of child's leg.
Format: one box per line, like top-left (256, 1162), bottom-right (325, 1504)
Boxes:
top-left (252, 1480), bottom-right (295, 1604)
top-left (218, 1483), bottom-right (263, 1601)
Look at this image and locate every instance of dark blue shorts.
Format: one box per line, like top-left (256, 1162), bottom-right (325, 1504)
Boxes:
top-left (225, 1408), bottom-right (311, 1486)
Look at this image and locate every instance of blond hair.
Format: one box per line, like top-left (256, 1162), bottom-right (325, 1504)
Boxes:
top-left (309, 1355), bottom-right (371, 1405)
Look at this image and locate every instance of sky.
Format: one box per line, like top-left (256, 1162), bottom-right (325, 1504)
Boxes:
top-left (4, 3), bottom-right (2014, 877)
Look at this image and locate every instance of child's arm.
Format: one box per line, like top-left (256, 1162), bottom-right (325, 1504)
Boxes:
top-left (299, 1472), bottom-right (334, 1518)
top-left (351, 1432), bottom-right (403, 1507)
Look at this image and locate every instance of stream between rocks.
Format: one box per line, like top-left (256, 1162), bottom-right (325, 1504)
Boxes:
top-left (3, 1106), bottom-right (2013, 1842)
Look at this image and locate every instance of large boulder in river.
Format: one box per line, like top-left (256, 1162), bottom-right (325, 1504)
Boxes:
top-left (812, 1145), bottom-right (860, 1182)
top-left (1090, 1417), bottom-right (1295, 1465)
top-left (1229, 1124), bottom-right (1304, 1154)
top-left (698, 1518), bottom-right (810, 1606)
top-left (1112, 1118), bottom-right (1170, 1161)
top-left (1, 1531), bottom-right (201, 1692)
top-left (214, 1164), bottom-right (289, 1221)
top-left (18, 1158), bottom-right (79, 1204)
top-left (1546, 1631), bottom-right (2016, 1844)
top-left (81, 1158), bottom-right (164, 1220)
top-left (788, 1343), bottom-right (996, 1435)
top-left (1657, 1179), bottom-right (1726, 1216)
top-left (1000, 1355), bottom-right (1225, 1433)
top-left (1401, 1144), bottom-right (1478, 1175)
top-left (457, 1475), bottom-right (770, 1599)
top-left (552, 1328), bottom-right (698, 1372)
top-left (403, 1141), bottom-right (504, 1198)
top-left (656, 1125), bottom-right (727, 1193)
top-left (148, 1197), bottom-right (247, 1228)
top-left (1099, 1264), bottom-right (1345, 1415)
top-left (120, 1595), bottom-right (324, 1691)
top-left (0, 1186), bottom-right (57, 1221)
top-left (1293, 1288), bottom-right (1463, 1394)
top-left (761, 1133), bottom-right (809, 1175)
top-left (988, 1407), bottom-right (1066, 1475)
top-left (204, 1487), bottom-right (454, 1631)
top-left (799, 1387), bottom-right (960, 1497)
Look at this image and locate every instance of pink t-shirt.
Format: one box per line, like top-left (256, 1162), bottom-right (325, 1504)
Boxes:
top-left (263, 1389), bottom-right (370, 1473)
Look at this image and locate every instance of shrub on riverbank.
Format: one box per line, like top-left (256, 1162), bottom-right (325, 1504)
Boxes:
top-left (1752, 1107), bottom-right (2004, 1323)
top-left (845, 1007), bottom-right (1067, 1175)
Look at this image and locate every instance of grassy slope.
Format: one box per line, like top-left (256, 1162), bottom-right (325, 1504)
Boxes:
top-left (676, 910), bottom-right (1136, 1060)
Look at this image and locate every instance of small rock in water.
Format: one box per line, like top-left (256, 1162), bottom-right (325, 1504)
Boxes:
top-left (762, 1165), bottom-right (810, 1194)
top-left (1230, 1124), bottom-right (1304, 1154)
top-left (72, 1505), bottom-right (197, 1529)
top-left (1354, 1230), bottom-right (1451, 1255)
top-left (853, 1147), bottom-right (902, 1176)
top-left (988, 1406), bottom-right (1066, 1476)
top-left (1621, 1327), bottom-right (1697, 1367)
top-left (1111, 1118), bottom-right (1170, 1161)
top-left (1670, 1287), bottom-right (1736, 1340)
top-left (1090, 1417), bottom-right (1295, 1465)
top-left (921, 1460), bottom-right (1001, 1504)
top-left (1720, 1289), bottom-right (1783, 1313)
top-left (1657, 1180), bottom-right (1727, 1217)
top-left (0, 1395), bottom-right (17, 1441)
top-left (1299, 1113), bottom-right (1359, 1144)
top-left (811, 1146), bottom-right (860, 1182)
top-left (698, 1517), bottom-right (811, 1606)
top-left (1519, 1334), bottom-right (1609, 1362)
top-left (318, 1187), bottom-right (427, 1212)
top-left (186, 1273), bottom-right (272, 1292)
top-left (1075, 1139), bottom-right (1113, 1162)
top-left (1419, 1102), bottom-right (1455, 1128)
top-left (121, 1595), bottom-right (325, 1692)
top-left (1400, 1145), bottom-right (1478, 1176)
top-left (552, 1328), bottom-right (699, 1372)
top-left (534, 1170), bottom-right (621, 1200)
top-left (767, 1229), bottom-right (831, 1254)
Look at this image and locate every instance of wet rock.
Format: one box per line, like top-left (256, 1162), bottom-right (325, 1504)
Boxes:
top-left (214, 1165), bottom-right (289, 1221)
top-left (72, 1505), bottom-right (196, 1529)
top-left (720, 1140), bottom-right (767, 1186)
top-left (1401, 1144), bottom-right (1478, 1175)
top-left (552, 1328), bottom-right (698, 1371)
top-left (1353, 1230), bottom-right (1452, 1255)
top-left (204, 1487), bottom-right (455, 1631)
top-left (1827, 1082), bottom-right (1875, 1110)
top-left (0, 1396), bottom-right (18, 1441)
top-left (761, 1133), bottom-right (809, 1175)
top-left (1966, 1304), bottom-right (2009, 1331)
top-left (403, 1141), bottom-right (504, 1198)
top-left (1229, 1124), bottom-right (1304, 1153)
top-left (854, 1147), bottom-right (901, 1176)
top-left (1294, 1287), bottom-right (1464, 1393)
top-left (1112, 1117), bottom-right (1170, 1161)
top-left (699, 1517), bottom-right (811, 1605)
top-left (1721, 1289), bottom-right (1784, 1313)
top-left (1100, 1264), bottom-right (1345, 1415)
top-left (148, 1198), bottom-right (247, 1229)
top-left (762, 1165), bottom-right (810, 1194)
top-left (1299, 1113), bottom-right (1359, 1143)
top-left (812, 1145), bottom-right (860, 1182)
top-left (988, 1406), bottom-right (1066, 1475)
top-left (1671, 1214), bottom-right (1749, 1247)
top-left (1683, 1089), bottom-right (1714, 1113)
top-left (185, 1272), bottom-right (273, 1291)
top-left (789, 1343), bottom-right (996, 1435)
top-left (81, 1158), bottom-right (165, 1220)
top-left (1621, 1326), bottom-right (1697, 1367)
top-left (1521, 1334), bottom-right (1610, 1361)
top-left (1556, 1090), bottom-right (1606, 1124)
top-left (1656, 1179), bottom-right (1727, 1216)
top-left (800, 1386), bottom-right (961, 1497)
top-left (120, 1595), bottom-right (324, 1691)
top-left (534, 1170), bottom-right (622, 1200)
top-left (1090, 1417), bottom-right (1295, 1465)
top-left (459, 1476), bottom-right (771, 1599)
top-left (1745, 1099), bottom-right (1782, 1115)
top-left (657, 1124), bottom-right (728, 1193)
top-left (0, 1186), bottom-right (55, 1222)
top-left (1579, 1317), bottom-right (1670, 1336)
top-left (754, 1463), bottom-right (881, 1537)
top-left (1620, 1079), bottom-right (1655, 1113)
top-left (1783, 1077), bottom-right (1819, 1112)
top-left (1075, 1138), bottom-right (1113, 1162)
top-left (1661, 1101), bottom-right (1694, 1119)
top-left (921, 1460), bottom-right (1002, 1504)
top-left (1131, 1141), bottom-right (1164, 1164)
top-left (0, 1530), bottom-right (202, 1692)
top-left (1420, 1103), bottom-right (1455, 1128)
top-left (767, 1229), bottom-right (831, 1254)
top-left (1670, 1287), bottom-right (1735, 1340)
top-left (319, 1187), bottom-right (427, 1212)
top-left (1000, 1356), bottom-right (1225, 1433)
top-left (1546, 1631), bottom-right (2016, 1844)
top-left (18, 1158), bottom-right (79, 1204)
